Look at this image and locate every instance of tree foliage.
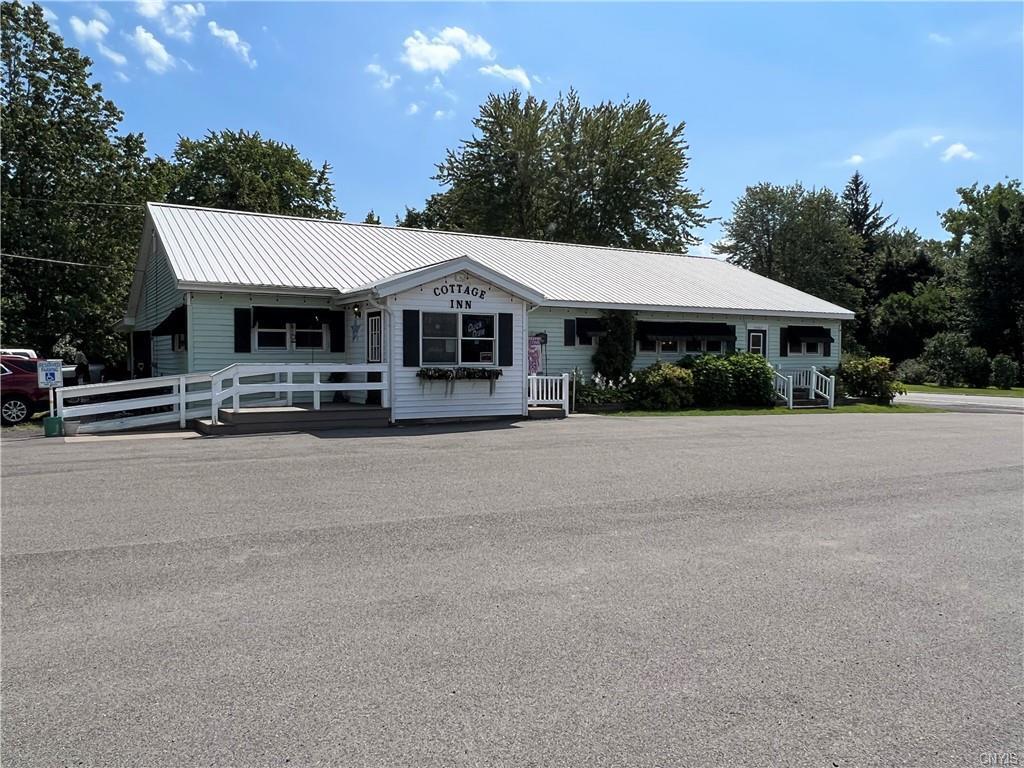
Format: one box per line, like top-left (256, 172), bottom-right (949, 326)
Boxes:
top-left (941, 180), bottom-right (1024, 364)
top-left (591, 310), bottom-right (636, 380)
top-left (712, 182), bottom-right (863, 314)
top-left (167, 129), bottom-right (341, 219)
top-left (402, 89), bottom-right (711, 251)
top-left (1, 1), bottom-right (169, 359)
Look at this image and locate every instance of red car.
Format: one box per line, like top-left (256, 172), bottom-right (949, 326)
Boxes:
top-left (1, 355), bottom-right (49, 426)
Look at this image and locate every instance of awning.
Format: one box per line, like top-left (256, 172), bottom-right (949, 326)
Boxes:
top-left (152, 305), bottom-right (186, 336)
top-left (252, 306), bottom-right (328, 328)
top-left (575, 317), bottom-right (605, 339)
top-left (787, 325), bottom-right (834, 343)
top-left (636, 321), bottom-right (736, 341)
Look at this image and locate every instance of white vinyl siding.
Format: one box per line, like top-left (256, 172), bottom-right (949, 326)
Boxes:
top-left (389, 278), bottom-right (526, 421)
top-left (135, 241), bottom-right (186, 376)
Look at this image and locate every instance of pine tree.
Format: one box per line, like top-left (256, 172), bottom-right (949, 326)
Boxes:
top-left (841, 172), bottom-right (895, 345)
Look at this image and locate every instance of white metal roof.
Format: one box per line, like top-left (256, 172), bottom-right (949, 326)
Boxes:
top-left (145, 203), bottom-right (854, 319)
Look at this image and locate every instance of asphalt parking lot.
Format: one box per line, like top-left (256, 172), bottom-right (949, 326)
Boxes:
top-left (2, 412), bottom-right (1022, 767)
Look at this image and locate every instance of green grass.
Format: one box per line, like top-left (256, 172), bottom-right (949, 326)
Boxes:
top-left (611, 403), bottom-right (945, 417)
top-left (903, 383), bottom-right (1023, 398)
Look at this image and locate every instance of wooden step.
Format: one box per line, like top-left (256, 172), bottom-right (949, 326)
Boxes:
top-left (528, 406), bottom-right (566, 420)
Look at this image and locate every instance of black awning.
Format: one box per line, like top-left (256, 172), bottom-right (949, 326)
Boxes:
top-left (152, 304), bottom-right (186, 336)
top-left (636, 321), bottom-right (736, 341)
top-left (787, 325), bottom-right (834, 343)
top-left (252, 306), bottom-right (328, 328)
top-left (575, 317), bottom-right (605, 339)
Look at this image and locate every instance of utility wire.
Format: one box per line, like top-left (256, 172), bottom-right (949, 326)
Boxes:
top-left (3, 195), bottom-right (145, 209)
top-left (0, 252), bottom-right (118, 269)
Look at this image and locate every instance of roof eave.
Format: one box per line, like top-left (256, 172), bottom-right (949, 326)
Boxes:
top-left (538, 299), bottom-right (855, 320)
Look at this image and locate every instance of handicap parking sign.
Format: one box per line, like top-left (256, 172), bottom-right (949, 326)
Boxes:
top-left (37, 360), bottom-right (64, 389)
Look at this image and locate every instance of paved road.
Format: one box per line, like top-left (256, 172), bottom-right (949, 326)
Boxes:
top-left (2, 413), bottom-right (1022, 767)
top-left (898, 391), bottom-right (1024, 414)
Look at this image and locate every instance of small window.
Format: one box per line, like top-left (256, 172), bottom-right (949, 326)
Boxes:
top-left (294, 326), bottom-right (326, 350)
top-left (171, 333), bottom-right (187, 352)
top-left (659, 340), bottom-right (678, 354)
top-left (804, 341), bottom-right (820, 355)
top-left (256, 327), bottom-right (288, 350)
top-left (638, 338), bottom-right (656, 352)
top-left (705, 339), bottom-right (722, 353)
top-left (685, 338), bottom-right (703, 353)
top-left (367, 312), bottom-right (382, 363)
top-left (788, 339), bottom-right (803, 355)
top-left (578, 334), bottom-right (592, 346)
top-left (461, 313), bottom-right (495, 364)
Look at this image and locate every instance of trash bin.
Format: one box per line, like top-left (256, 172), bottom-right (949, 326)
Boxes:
top-left (63, 420), bottom-right (80, 436)
top-left (43, 416), bottom-right (63, 437)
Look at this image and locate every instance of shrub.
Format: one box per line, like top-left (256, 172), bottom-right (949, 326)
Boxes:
top-left (725, 352), bottom-right (775, 406)
top-left (922, 332), bottom-right (970, 387)
top-left (895, 357), bottom-right (930, 385)
top-left (630, 362), bottom-right (693, 410)
top-left (839, 356), bottom-right (905, 405)
top-left (961, 347), bottom-right (991, 388)
top-left (591, 310), bottom-right (636, 381)
top-left (572, 369), bottom-right (633, 406)
top-left (692, 355), bottom-right (734, 407)
top-left (991, 355), bottom-right (1020, 389)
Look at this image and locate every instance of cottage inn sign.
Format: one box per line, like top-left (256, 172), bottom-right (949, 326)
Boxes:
top-left (433, 280), bottom-right (488, 309)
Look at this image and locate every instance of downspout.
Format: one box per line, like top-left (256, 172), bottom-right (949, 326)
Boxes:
top-left (525, 303), bottom-right (541, 415)
top-left (185, 291), bottom-right (194, 373)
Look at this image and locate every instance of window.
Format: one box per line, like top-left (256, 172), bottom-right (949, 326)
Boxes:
top-left (704, 339), bottom-right (722, 353)
top-left (367, 312), bottom-right (382, 363)
top-left (422, 311), bottom-right (496, 366)
top-left (685, 338), bottom-right (703, 353)
top-left (788, 339), bottom-right (821, 356)
top-left (254, 323), bottom-right (328, 352)
top-left (0, 364), bottom-right (10, 376)
top-left (171, 333), bottom-right (187, 352)
top-left (638, 337), bottom-right (656, 353)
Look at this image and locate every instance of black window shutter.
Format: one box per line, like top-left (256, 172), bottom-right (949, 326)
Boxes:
top-left (498, 313), bottom-right (514, 367)
top-left (823, 341), bottom-right (831, 357)
top-left (779, 327), bottom-right (788, 357)
top-left (234, 308), bottom-right (251, 353)
top-left (403, 310), bottom-right (420, 367)
top-left (564, 318), bottom-right (576, 347)
top-left (328, 310), bottom-right (346, 352)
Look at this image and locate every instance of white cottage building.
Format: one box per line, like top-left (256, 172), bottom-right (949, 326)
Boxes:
top-left (113, 202), bottom-right (853, 430)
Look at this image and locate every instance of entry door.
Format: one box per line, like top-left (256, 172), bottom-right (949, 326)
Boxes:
top-left (131, 331), bottom-right (152, 378)
top-left (366, 311), bottom-right (382, 406)
top-left (747, 329), bottom-right (766, 357)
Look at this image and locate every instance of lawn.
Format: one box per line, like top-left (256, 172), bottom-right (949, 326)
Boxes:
top-left (903, 383), bottom-right (1023, 398)
top-left (612, 403), bottom-right (944, 417)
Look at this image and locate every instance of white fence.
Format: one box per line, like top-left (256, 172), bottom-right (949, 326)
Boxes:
top-left (528, 373), bottom-right (570, 416)
top-left (812, 368), bottom-right (836, 409)
top-left (55, 363), bottom-right (388, 434)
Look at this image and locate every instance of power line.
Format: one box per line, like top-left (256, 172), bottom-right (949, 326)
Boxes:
top-left (0, 252), bottom-right (118, 269)
top-left (3, 195), bottom-right (145, 209)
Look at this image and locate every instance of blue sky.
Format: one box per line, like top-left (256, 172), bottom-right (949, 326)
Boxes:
top-left (46, 1), bottom-right (1023, 252)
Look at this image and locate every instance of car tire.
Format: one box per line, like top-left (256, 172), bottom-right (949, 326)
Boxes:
top-left (1, 395), bottom-right (33, 426)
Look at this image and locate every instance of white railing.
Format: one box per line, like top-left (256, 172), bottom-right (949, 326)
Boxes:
top-left (791, 368), bottom-right (813, 390)
top-left (55, 363), bottom-right (388, 434)
top-left (209, 363), bottom-right (387, 425)
top-left (773, 370), bottom-right (794, 410)
top-left (812, 368), bottom-right (836, 409)
top-left (528, 373), bottom-right (570, 417)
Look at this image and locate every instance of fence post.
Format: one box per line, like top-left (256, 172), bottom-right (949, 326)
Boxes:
top-left (313, 371), bottom-right (321, 410)
top-left (787, 375), bottom-right (794, 409)
top-left (561, 373), bottom-right (570, 416)
top-left (55, 388), bottom-right (64, 418)
top-left (810, 366), bottom-right (817, 397)
top-left (380, 368), bottom-right (390, 408)
top-left (211, 376), bottom-right (220, 424)
top-left (232, 371), bottom-right (240, 412)
top-left (828, 375), bottom-right (836, 409)
top-left (178, 375), bottom-right (187, 428)
top-left (286, 370), bottom-right (293, 407)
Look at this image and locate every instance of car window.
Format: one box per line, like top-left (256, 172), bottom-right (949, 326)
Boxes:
top-left (5, 359), bottom-right (38, 373)
top-left (0, 365), bottom-right (9, 375)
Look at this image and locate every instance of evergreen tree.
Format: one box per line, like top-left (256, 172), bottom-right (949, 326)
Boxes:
top-left (841, 172), bottom-right (894, 346)
top-left (362, 210), bottom-right (381, 225)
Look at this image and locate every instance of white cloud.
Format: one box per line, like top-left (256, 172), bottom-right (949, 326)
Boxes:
top-left (97, 42), bottom-right (127, 66)
top-left (433, 109), bottom-right (454, 120)
top-left (70, 16), bottom-right (108, 43)
top-left (479, 63), bottom-right (531, 91)
top-left (406, 102), bottom-right (422, 116)
top-left (115, 71), bottom-right (130, 82)
top-left (135, 0), bottom-right (166, 19)
top-left (365, 62), bottom-right (399, 89)
top-left (129, 25), bottom-right (174, 73)
top-left (531, 74), bottom-right (542, 84)
top-left (925, 134), bottom-right (944, 146)
top-left (401, 26), bottom-right (493, 72)
top-left (164, 3), bottom-right (204, 41)
top-left (437, 26), bottom-right (493, 60)
top-left (208, 21), bottom-right (256, 68)
top-left (928, 32), bottom-right (952, 45)
top-left (940, 142), bottom-right (976, 161)
top-left (844, 154), bottom-right (864, 166)
top-left (90, 5), bottom-right (113, 25)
